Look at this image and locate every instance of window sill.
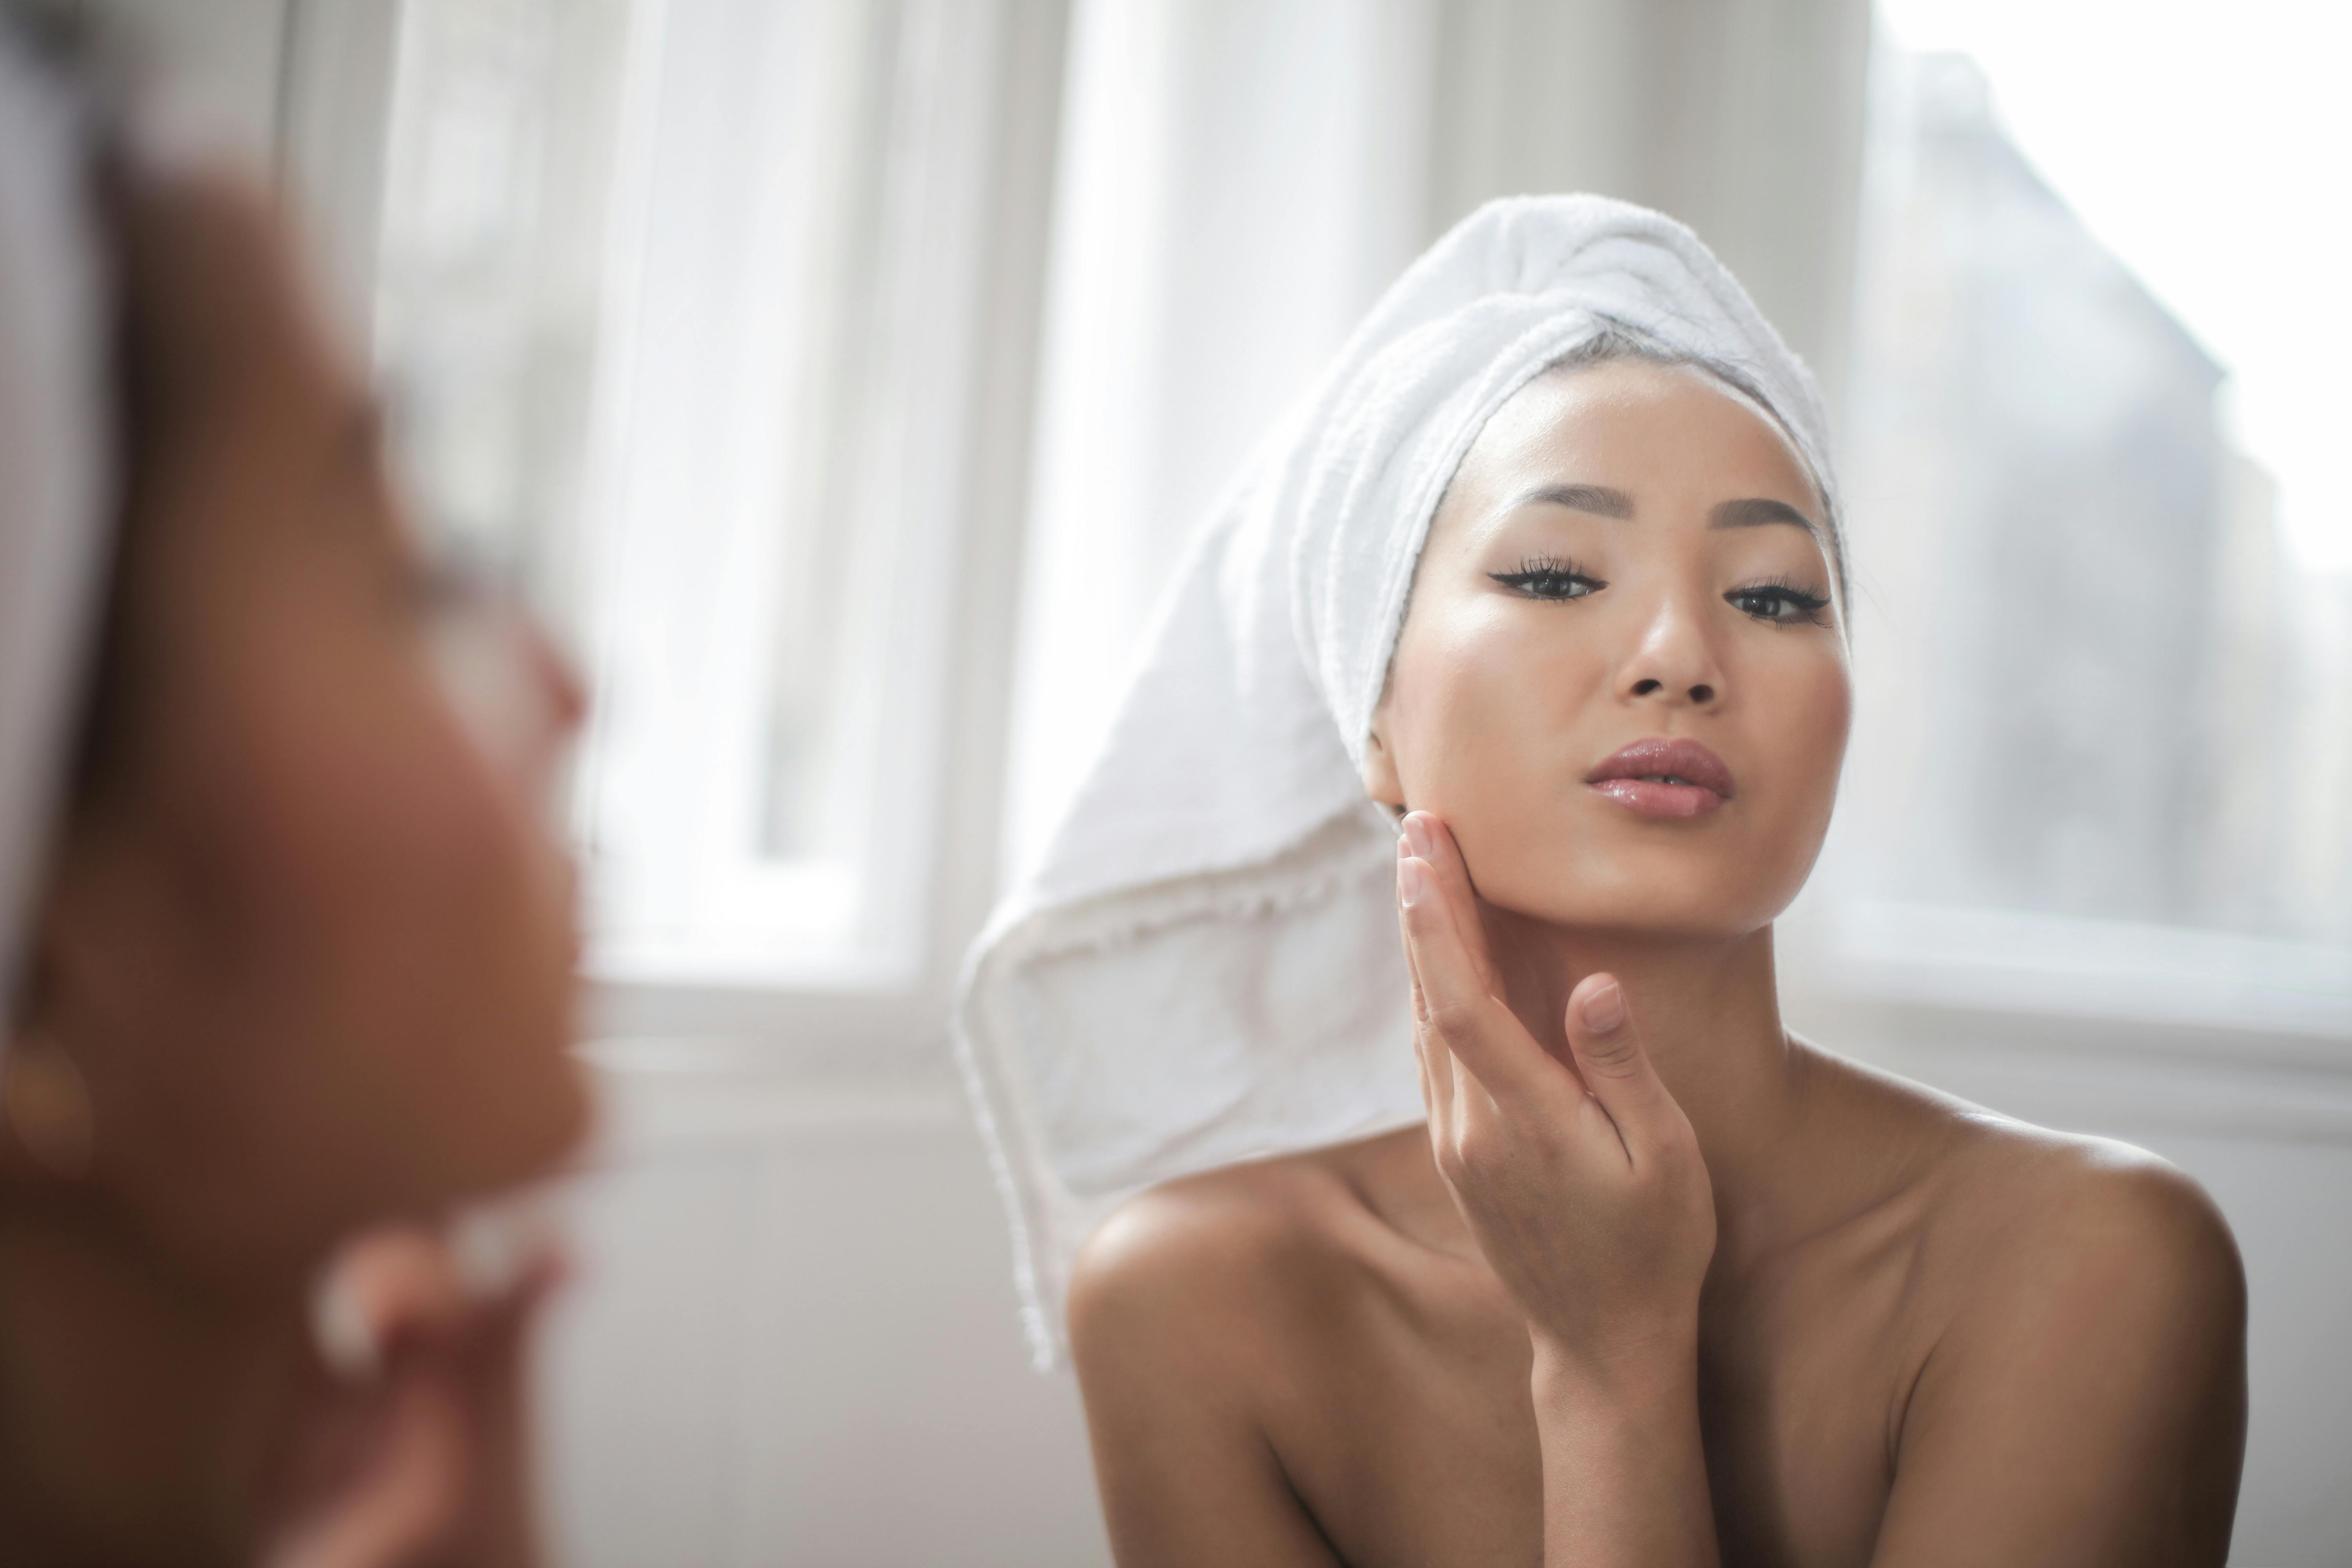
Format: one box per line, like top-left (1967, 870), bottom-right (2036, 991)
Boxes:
top-left (1819, 898), bottom-right (2351, 1047)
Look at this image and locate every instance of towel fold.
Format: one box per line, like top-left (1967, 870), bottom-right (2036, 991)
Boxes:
top-left (956, 194), bottom-right (1840, 1368)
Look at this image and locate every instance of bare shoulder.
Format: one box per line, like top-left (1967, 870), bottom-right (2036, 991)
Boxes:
top-left (1066, 1136), bottom-right (1450, 1566)
top-left (1944, 1117), bottom-right (2238, 1320)
top-left (1821, 1054), bottom-right (2246, 1368)
top-left (1822, 1051), bottom-right (2235, 1282)
top-left (1830, 1065), bottom-right (2249, 1558)
top-left (1067, 1129), bottom-right (1438, 1388)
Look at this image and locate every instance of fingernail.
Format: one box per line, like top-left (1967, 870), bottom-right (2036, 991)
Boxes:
top-left (1402, 813), bottom-right (1434, 860)
top-left (1578, 978), bottom-right (1626, 1034)
top-left (1397, 855), bottom-right (1428, 907)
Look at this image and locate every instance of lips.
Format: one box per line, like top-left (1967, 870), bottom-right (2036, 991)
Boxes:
top-left (1584, 736), bottom-right (1736, 820)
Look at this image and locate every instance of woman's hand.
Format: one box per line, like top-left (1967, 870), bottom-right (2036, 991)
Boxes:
top-left (264, 1220), bottom-right (565, 1568)
top-left (1400, 811), bottom-right (1722, 1564)
top-left (1395, 811), bottom-right (1715, 1376)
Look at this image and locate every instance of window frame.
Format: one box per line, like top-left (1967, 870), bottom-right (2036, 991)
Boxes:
top-left (280, 0), bottom-right (1070, 1057)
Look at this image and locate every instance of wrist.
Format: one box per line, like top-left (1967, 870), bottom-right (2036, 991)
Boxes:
top-left (1526, 1323), bottom-right (1718, 1568)
top-left (1528, 1317), bottom-right (1700, 1407)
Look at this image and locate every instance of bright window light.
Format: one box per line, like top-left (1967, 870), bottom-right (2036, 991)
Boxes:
top-left (1828, 2), bottom-right (2352, 991)
top-left (374, 0), bottom-right (993, 990)
top-left (1874, 0), bottom-right (2352, 572)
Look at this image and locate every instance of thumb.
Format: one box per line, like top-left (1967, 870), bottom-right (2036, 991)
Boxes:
top-left (264, 1370), bottom-right (468, 1568)
top-left (1562, 974), bottom-right (1674, 1154)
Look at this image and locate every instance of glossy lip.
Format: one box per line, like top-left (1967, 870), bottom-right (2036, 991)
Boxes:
top-left (1584, 736), bottom-right (1736, 820)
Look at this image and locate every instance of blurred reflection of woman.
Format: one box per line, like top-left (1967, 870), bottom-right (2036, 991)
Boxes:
top-left (0, 15), bottom-right (589, 1565)
top-left (958, 195), bottom-right (2247, 1566)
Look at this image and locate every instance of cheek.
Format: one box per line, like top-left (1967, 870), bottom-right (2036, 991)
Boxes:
top-left (227, 625), bottom-right (522, 954)
top-left (1389, 608), bottom-right (1604, 835)
top-left (1733, 650), bottom-right (1851, 897)
top-left (148, 608), bottom-right (582, 1228)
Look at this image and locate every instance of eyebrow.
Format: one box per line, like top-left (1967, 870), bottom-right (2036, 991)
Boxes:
top-left (1510, 482), bottom-right (1635, 519)
top-left (1710, 496), bottom-right (1820, 536)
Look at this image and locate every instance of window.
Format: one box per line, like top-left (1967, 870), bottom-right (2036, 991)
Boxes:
top-left (1825, 2), bottom-right (2352, 1034)
top-left (372, 0), bottom-right (630, 643)
top-left (372, 0), bottom-right (1059, 1009)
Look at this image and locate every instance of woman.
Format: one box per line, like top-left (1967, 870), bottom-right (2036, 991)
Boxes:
top-left (956, 198), bottom-right (2246, 1564)
top-left (0, 13), bottom-right (590, 1564)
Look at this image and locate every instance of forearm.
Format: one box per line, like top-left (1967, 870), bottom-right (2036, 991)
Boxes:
top-left (1529, 1337), bottom-right (1719, 1568)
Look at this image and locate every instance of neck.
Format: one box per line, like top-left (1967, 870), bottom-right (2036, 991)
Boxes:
top-left (1479, 910), bottom-right (1813, 1264)
top-left (0, 1189), bottom-right (306, 1568)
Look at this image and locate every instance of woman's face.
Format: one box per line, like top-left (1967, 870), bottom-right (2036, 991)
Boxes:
top-left (13, 168), bottom-right (590, 1276)
top-left (1366, 358), bottom-right (1851, 941)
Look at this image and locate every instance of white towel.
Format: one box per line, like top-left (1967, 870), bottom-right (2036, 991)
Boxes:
top-left (0, 20), bottom-right (111, 1038)
top-left (956, 194), bottom-right (1841, 1368)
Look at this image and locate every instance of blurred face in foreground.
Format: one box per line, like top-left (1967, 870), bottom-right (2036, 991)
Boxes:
top-left (8, 166), bottom-right (590, 1279)
top-left (1365, 357), bottom-right (1851, 941)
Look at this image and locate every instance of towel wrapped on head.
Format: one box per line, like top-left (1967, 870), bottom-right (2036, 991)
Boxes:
top-left (956, 194), bottom-right (1844, 1368)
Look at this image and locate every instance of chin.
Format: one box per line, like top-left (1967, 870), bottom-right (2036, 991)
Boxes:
top-left (1481, 842), bottom-right (1797, 942)
top-left (1530, 896), bottom-right (1775, 943)
top-left (515, 1053), bottom-right (595, 1178)
top-left (497, 980), bottom-right (593, 1180)
top-left (443, 1045), bottom-right (592, 1206)
top-left (427, 956), bottom-right (591, 1202)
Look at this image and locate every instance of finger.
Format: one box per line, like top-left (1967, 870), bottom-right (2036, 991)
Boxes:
top-left (1399, 812), bottom-right (1502, 993)
top-left (264, 1372), bottom-right (468, 1568)
top-left (1398, 853), bottom-right (1559, 1104)
top-left (311, 1229), bottom-right (468, 1384)
top-left (436, 1292), bottom-right (546, 1568)
top-left (1561, 974), bottom-right (1679, 1161)
top-left (1397, 838), bottom-right (1454, 1129)
top-left (313, 1198), bottom-right (575, 1387)
top-left (447, 1188), bottom-right (573, 1303)
top-left (1412, 1016), bottom-right (1449, 1129)
top-left (1447, 1031), bottom-right (1504, 1129)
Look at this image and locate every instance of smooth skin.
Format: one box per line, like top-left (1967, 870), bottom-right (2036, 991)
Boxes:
top-left (1068, 360), bottom-right (2247, 1567)
top-left (0, 160), bottom-right (589, 1566)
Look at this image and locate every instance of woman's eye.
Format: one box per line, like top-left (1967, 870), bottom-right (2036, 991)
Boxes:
top-left (1726, 582), bottom-right (1832, 625)
top-left (1489, 558), bottom-right (1604, 601)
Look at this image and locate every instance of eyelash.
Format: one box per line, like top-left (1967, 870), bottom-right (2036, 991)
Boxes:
top-left (1488, 558), bottom-right (1833, 627)
top-left (1488, 555), bottom-right (1603, 600)
top-left (1725, 575), bottom-right (1833, 626)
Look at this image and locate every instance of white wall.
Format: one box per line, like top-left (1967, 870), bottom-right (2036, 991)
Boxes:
top-left (541, 1068), bottom-right (1111, 1568)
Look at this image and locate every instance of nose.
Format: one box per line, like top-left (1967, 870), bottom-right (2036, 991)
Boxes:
top-left (500, 616), bottom-right (588, 820)
top-left (1615, 591), bottom-right (1722, 710)
top-left (523, 618), bottom-right (589, 738)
